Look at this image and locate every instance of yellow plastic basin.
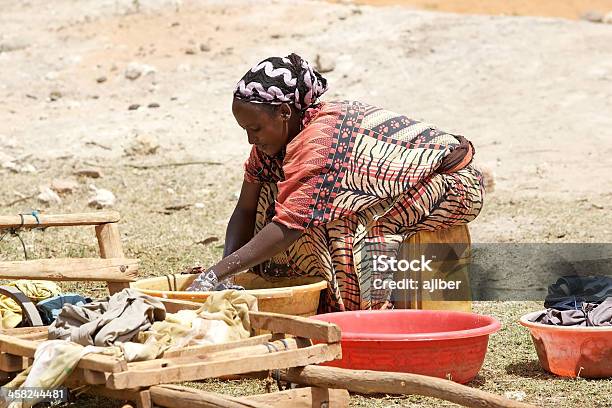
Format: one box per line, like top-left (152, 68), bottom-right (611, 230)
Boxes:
top-left (131, 272), bottom-right (327, 317)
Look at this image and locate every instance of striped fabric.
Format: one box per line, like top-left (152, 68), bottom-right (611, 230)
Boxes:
top-left (245, 101), bottom-right (484, 312)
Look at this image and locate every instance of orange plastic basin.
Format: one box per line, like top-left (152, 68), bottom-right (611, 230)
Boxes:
top-left (520, 311), bottom-right (612, 378)
top-left (312, 310), bottom-right (500, 383)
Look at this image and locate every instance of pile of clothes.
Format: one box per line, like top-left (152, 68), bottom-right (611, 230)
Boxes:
top-left (530, 276), bottom-right (612, 326)
top-left (0, 280), bottom-right (90, 328)
top-left (1, 289), bottom-right (257, 408)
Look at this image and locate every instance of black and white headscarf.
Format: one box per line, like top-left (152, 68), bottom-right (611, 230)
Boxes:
top-left (234, 53), bottom-right (328, 112)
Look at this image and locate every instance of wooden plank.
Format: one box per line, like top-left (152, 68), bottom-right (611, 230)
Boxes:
top-left (149, 384), bottom-right (267, 408)
top-left (14, 332), bottom-right (48, 341)
top-left (0, 334), bottom-right (127, 373)
top-left (162, 334), bottom-right (272, 358)
top-left (128, 338), bottom-right (311, 370)
top-left (96, 223), bottom-right (132, 294)
top-left (0, 211), bottom-right (120, 229)
top-left (127, 336), bottom-right (292, 371)
top-left (0, 327), bottom-right (48, 337)
top-left (81, 368), bottom-right (108, 385)
top-left (0, 258), bottom-right (138, 282)
top-left (107, 343), bottom-right (341, 389)
top-left (136, 390), bottom-right (152, 408)
top-left (249, 311), bottom-right (341, 343)
top-left (279, 365), bottom-right (538, 408)
top-left (247, 387), bottom-right (350, 408)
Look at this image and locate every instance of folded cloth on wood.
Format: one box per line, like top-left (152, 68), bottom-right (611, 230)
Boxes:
top-left (138, 290), bottom-right (258, 348)
top-left (532, 297), bottom-right (612, 326)
top-left (0, 280), bottom-right (62, 329)
top-left (49, 288), bottom-right (166, 346)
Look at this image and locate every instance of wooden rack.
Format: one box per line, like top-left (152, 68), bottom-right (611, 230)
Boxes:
top-left (0, 211), bottom-right (135, 295)
top-left (0, 212), bottom-right (348, 407)
top-left (0, 309), bottom-right (345, 407)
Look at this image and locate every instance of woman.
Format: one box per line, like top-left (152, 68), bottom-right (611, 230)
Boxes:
top-left (187, 53), bottom-right (484, 312)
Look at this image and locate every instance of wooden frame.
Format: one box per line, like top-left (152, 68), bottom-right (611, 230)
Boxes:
top-left (0, 308), bottom-right (344, 407)
top-left (0, 212), bottom-right (347, 407)
top-left (0, 211), bottom-right (133, 296)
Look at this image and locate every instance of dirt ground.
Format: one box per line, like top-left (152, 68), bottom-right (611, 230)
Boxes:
top-left (339, 0), bottom-right (612, 20)
top-left (1, 0), bottom-right (612, 407)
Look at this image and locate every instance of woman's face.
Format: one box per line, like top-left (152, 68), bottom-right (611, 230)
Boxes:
top-left (232, 98), bottom-right (288, 156)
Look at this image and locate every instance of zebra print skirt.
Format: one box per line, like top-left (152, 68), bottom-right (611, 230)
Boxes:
top-left (250, 165), bottom-right (484, 312)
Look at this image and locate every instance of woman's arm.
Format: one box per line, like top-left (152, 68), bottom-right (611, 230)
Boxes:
top-left (223, 180), bottom-right (262, 257)
top-left (214, 221), bottom-right (302, 281)
top-left (188, 221), bottom-right (302, 291)
top-left (187, 180), bottom-right (303, 291)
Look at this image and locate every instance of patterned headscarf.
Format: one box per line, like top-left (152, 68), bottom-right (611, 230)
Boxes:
top-left (234, 53), bottom-right (328, 112)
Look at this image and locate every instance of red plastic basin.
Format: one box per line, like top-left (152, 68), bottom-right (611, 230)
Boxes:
top-left (520, 311), bottom-right (612, 378)
top-left (311, 310), bottom-right (500, 383)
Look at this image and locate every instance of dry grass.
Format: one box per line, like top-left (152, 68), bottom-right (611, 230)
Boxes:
top-left (1, 159), bottom-right (610, 408)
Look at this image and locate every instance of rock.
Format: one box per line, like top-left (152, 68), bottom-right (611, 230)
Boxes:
top-left (165, 203), bottom-right (191, 211)
top-left (128, 104), bottom-right (140, 111)
top-left (177, 64), bottom-right (191, 72)
top-left (147, 102), bottom-right (160, 108)
top-left (124, 134), bottom-right (160, 156)
top-left (581, 10), bottom-right (604, 22)
top-left (315, 54), bottom-right (335, 73)
top-left (0, 151), bottom-right (14, 163)
top-left (2, 161), bottom-right (36, 173)
top-left (603, 11), bottom-right (612, 24)
top-left (20, 163), bottom-right (37, 173)
top-left (51, 178), bottom-right (79, 194)
top-left (504, 391), bottom-right (526, 402)
top-left (194, 202), bottom-right (205, 209)
top-left (125, 62), bottom-right (156, 80)
top-left (199, 43), bottom-right (211, 52)
top-left (88, 185), bottom-right (116, 208)
top-left (74, 168), bottom-right (103, 178)
top-left (2, 161), bottom-right (18, 172)
top-left (37, 186), bottom-right (62, 205)
top-left (44, 71), bottom-right (59, 81)
top-left (49, 90), bottom-right (62, 101)
top-left (0, 135), bottom-right (17, 149)
top-left (96, 76), bottom-right (107, 83)
top-left (0, 37), bottom-right (29, 53)
top-left (535, 163), bottom-right (549, 178)
top-left (184, 47), bottom-right (197, 55)
top-left (196, 236), bottom-right (219, 246)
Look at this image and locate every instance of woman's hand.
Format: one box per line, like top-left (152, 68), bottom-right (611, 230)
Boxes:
top-left (185, 267), bottom-right (246, 291)
top-left (187, 221), bottom-right (302, 291)
top-left (186, 268), bottom-right (219, 291)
